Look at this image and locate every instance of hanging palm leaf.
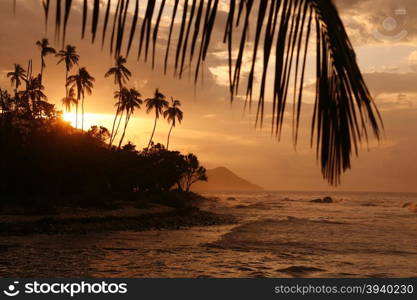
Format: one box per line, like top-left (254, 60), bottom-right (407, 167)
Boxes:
top-left (10, 0), bottom-right (383, 185)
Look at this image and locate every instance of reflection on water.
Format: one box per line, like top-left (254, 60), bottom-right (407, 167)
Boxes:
top-left (1, 191), bottom-right (417, 277)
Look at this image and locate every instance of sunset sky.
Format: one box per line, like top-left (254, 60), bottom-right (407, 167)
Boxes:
top-left (1, 0), bottom-right (417, 192)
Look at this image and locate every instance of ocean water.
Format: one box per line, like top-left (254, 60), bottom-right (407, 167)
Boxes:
top-left (1, 191), bottom-right (417, 277)
top-left (199, 191), bottom-right (417, 277)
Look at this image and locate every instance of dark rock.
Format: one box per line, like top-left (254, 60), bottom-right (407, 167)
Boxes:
top-left (402, 202), bottom-right (412, 208)
top-left (226, 197), bottom-right (236, 200)
top-left (323, 196), bottom-right (333, 203)
top-left (310, 198), bottom-right (323, 203)
top-left (234, 205), bottom-right (247, 209)
top-left (310, 197), bottom-right (333, 204)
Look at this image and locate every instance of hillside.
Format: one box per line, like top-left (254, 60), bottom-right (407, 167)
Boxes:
top-left (192, 167), bottom-right (264, 192)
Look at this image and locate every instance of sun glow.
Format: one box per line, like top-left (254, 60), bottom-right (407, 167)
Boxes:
top-left (61, 112), bottom-right (171, 149)
top-left (63, 112), bottom-right (77, 127)
top-left (62, 112), bottom-right (116, 131)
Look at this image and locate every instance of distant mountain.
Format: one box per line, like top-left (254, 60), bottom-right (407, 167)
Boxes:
top-left (192, 167), bottom-right (264, 192)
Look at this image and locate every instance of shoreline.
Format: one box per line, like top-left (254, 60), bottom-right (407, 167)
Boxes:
top-left (0, 204), bottom-right (237, 236)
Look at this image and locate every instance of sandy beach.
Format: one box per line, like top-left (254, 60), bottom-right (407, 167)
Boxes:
top-left (0, 200), bottom-right (236, 236)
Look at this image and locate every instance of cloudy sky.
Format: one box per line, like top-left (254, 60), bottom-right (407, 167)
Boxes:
top-left (1, 0), bottom-right (417, 192)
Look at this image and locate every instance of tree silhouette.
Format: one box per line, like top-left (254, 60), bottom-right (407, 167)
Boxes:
top-left (116, 88), bottom-right (143, 149)
top-left (29, 0), bottom-right (384, 184)
top-left (62, 86), bottom-right (77, 113)
top-left (87, 125), bottom-right (111, 143)
top-left (0, 89), bottom-right (13, 117)
top-left (56, 45), bottom-right (79, 101)
top-left (179, 154), bottom-right (207, 192)
top-left (67, 67), bottom-right (95, 130)
top-left (7, 64), bottom-right (26, 96)
top-left (145, 89), bottom-right (169, 149)
top-left (163, 97), bottom-right (183, 150)
top-left (105, 56), bottom-right (132, 146)
top-left (35, 38), bottom-right (56, 83)
top-left (19, 74), bottom-right (47, 113)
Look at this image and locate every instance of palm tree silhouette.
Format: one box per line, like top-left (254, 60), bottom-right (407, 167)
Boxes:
top-left (35, 38), bottom-right (56, 83)
top-left (163, 97), bottom-right (183, 150)
top-left (145, 89), bottom-right (169, 149)
top-left (56, 45), bottom-right (79, 100)
top-left (29, 0), bottom-right (384, 184)
top-left (116, 88), bottom-right (143, 149)
top-left (105, 56), bottom-right (132, 146)
top-left (62, 86), bottom-right (77, 113)
top-left (113, 88), bottom-right (129, 145)
top-left (7, 64), bottom-right (26, 96)
top-left (67, 67), bottom-right (95, 130)
top-left (19, 74), bottom-right (47, 113)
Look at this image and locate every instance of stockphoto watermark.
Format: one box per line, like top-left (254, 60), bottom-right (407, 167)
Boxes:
top-left (373, 7), bottom-right (408, 42)
top-left (2, 281), bottom-right (128, 298)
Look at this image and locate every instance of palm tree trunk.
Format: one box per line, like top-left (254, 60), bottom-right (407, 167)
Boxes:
top-left (40, 56), bottom-right (44, 84)
top-left (108, 107), bottom-right (120, 148)
top-left (118, 112), bottom-right (131, 149)
top-left (81, 95), bottom-right (85, 131)
top-left (110, 109), bottom-right (124, 146)
top-left (30, 96), bottom-right (35, 112)
top-left (75, 99), bottom-right (79, 129)
top-left (15, 82), bottom-right (18, 98)
top-left (109, 87), bottom-right (122, 148)
top-left (65, 69), bottom-right (68, 98)
top-left (114, 109), bottom-right (124, 142)
top-left (147, 115), bottom-right (158, 149)
top-left (166, 124), bottom-right (174, 150)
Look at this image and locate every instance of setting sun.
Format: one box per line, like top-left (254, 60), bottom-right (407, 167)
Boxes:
top-left (62, 112), bottom-right (114, 131)
top-left (63, 112), bottom-right (77, 127)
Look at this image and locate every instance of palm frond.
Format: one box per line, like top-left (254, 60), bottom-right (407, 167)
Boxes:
top-left (55, 0), bottom-right (61, 41)
top-left (63, 0), bottom-right (72, 45)
top-left (42, 0), bottom-right (50, 28)
top-left (82, 0), bottom-right (87, 39)
top-left (19, 0), bottom-right (383, 185)
top-left (138, 0), bottom-right (156, 61)
top-left (101, 0), bottom-right (111, 49)
top-left (164, 0), bottom-right (179, 74)
top-left (152, 0), bottom-right (166, 68)
top-left (126, 0), bottom-right (139, 57)
top-left (91, 0), bottom-right (100, 42)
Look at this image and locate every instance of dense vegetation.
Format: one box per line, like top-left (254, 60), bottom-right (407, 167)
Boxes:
top-left (0, 105), bottom-right (207, 209)
top-left (0, 39), bottom-right (207, 210)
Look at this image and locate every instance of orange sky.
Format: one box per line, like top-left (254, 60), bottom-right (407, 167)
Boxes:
top-left (1, 0), bottom-right (417, 192)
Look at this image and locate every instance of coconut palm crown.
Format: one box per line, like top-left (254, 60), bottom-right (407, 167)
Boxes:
top-left (67, 67), bottom-right (95, 130)
top-left (7, 64), bottom-right (26, 94)
top-left (105, 56), bottom-right (132, 89)
top-left (56, 45), bottom-right (80, 98)
top-left (145, 89), bottom-right (169, 149)
top-left (35, 38), bottom-right (56, 82)
top-left (115, 87), bottom-right (143, 149)
top-left (62, 86), bottom-right (77, 113)
top-left (56, 45), bottom-right (79, 72)
top-left (105, 56), bottom-right (132, 146)
top-left (164, 98), bottom-right (183, 150)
